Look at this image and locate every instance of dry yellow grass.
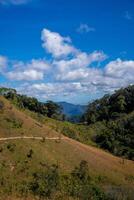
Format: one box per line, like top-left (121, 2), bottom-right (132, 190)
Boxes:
top-left (0, 96), bottom-right (134, 187)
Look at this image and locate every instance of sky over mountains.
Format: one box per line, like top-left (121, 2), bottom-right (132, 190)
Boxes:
top-left (0, 0), bottom-right (134, 104)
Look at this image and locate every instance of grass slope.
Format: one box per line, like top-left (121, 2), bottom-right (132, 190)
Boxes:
top-left (0, 96), bottom-right (134, 199)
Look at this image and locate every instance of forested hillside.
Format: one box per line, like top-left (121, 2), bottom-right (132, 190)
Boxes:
top-left (83, 85), bottom-right (134, 160)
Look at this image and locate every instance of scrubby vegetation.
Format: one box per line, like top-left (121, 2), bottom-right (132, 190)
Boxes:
top-left (1, 86), bottom-right (134, 160)
top-left (29, 161), bottom-right (107, 200)
top-left (25, 110), bottom-right (96, 146)
top-left (0, 158), bottom-right (121, 200)
top-left (0, 86), bottom-right (134, 199)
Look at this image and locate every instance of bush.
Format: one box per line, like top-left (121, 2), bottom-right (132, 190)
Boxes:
top-left (27, 149), bottom-right (34, 158)
top-left (7, 143), bottom-right (16, 152)
top-left (62, 126), bottom-right (77, 140)
top-left (0, 100), bottom-right (4, 112)
top-left (5, 117), bottom-right (23, 128)
top-left (30, 164), bottom-right (59, 199)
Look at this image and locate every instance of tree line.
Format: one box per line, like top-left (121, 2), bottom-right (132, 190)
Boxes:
top-left (0, 87), bottom-right (63, 120)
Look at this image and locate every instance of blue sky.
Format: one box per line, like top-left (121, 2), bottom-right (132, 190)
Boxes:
top-left (0, 0), bottom-right (134, 104)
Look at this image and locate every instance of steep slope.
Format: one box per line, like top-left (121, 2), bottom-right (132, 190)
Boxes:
top-left (0, 96), bottom-right (134, 199)
top-left (0, 96), bottom-right (58, 138)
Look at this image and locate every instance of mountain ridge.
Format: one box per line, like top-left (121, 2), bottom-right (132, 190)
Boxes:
top-left (57, 101), bottom-right (87, 117)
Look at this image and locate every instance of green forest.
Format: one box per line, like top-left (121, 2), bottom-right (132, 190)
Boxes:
top-left (82, 85), bottom-right (134, 160)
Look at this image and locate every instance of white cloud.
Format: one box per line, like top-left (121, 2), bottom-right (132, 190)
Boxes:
top-left (53, 51), bottom-right (107, 81)
top-left (41, 29), bottom-right (107, 82)
top-left (56, 69), bottom-right (89, 81)
top-left (105, 59), bottom-right (134, 78)
top-left (41, 29), bottom-right (78, 58)
top-left (0, 0), bottom-right (31, 5)
top-left (17, 82), bottom-right (86, 100)
top-left (77, 24), bottom-right (95, 33)
top-left (5, 59), bottom-right (50, 81)
top-left (2, 28), bottom-right (134, 103)
top-left (124, 11), bottom-right (132, 20)
top-left (90, 59), bottom-right (134, 93)
top-left (0, 55), bottom-right (8, 69)
top-left (14, 58), bottom-right (134, 101)
top-left (7, 69), bottom-right (44, 81)
top-left (41, 29), bottom-right (107, 83)
top-left (27, 59), bottom-right (50, 71)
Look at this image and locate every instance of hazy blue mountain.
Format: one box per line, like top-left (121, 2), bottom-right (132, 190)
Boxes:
top-left (58, 102), bottom-right (87, 117)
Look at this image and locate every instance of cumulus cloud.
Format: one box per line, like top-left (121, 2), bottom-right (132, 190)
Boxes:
top-left (89, 59), bottom-right (134, 93)
top-left (7, 69), bottom-right (44, 81)
top-left (5, 59), bottom-right (50, 81)
top-left (53, 51), bottom-right (107, 81)
top-left (41, 29), bottom-right (77, 58)
top-left (17, 82), bottom-right (86, 100)
top-left (0, 0), bottom-right (31, 5)
top-left (26, 59), bottom-right (50, 71)
top-left (105, 59), bottom-right (134, 78)
top-left (14, 57), bottom-right (134, 101)
top-left (40, 29), bottom-right (107, 84)
top-left (2, 28), bottom-right (134, 102)
top-left (77, 24), bottom-right (95, 33)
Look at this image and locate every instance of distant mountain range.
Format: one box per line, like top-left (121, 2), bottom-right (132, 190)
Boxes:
top-left (58, 102), bottom-right (87, 117)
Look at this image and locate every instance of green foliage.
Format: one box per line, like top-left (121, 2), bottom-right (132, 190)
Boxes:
top-left (95, 114), bottom-right (134, 160)
top-left (5, 116), bottom-right (23, 128)
top-left (82, 85), bottom-right (134, 160)
top-left (27, 149), bottom-right (34, 158)
top-left (1, 87), bottom-right (62, 120)
top-left (0, 160), bottom-right (107, 199)
top-left (45, 101), bottom-right (62, 118)
top-left (84, 85), bottom-right (134, 124)
top-left (0, 87), bottom-right (16, 96)
top-left (29, 161), bottom-right (107, 200)
top-left (6, 143), bottom-right (16, 152)
top-left (27, 112), bottom-right (96, 146)
top-left (30, 164), bottom-right (59, 198)
top-left (62, 126), bottom-right (78, 140)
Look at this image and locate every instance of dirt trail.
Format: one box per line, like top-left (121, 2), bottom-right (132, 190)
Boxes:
top-left (0, 135), bottom-right (133, 167)
top-left (0, 136), bottom-right (63, 141)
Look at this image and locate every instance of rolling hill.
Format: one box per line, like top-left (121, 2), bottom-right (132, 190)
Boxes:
top-left (0, 95), bottom-right (134, 199)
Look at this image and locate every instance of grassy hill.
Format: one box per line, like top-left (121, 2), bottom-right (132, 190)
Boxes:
top-left (0, 96), bottom-right (134, 199)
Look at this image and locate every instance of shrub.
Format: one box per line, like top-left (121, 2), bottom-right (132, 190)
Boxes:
top-left (5, 117), bottom-right (23, 128)
top-left (27, 149), bottom-right (34, 158)
top-left (0, 146), bottom-right (3, 153)
top-left (30, 164), bottom-right (59, 199)
top-left (0, 100), bottom-right (4, 112)
top-left (62, 126), bottom-right (77, 140)
top-left (6, 143), bottom-right (16, 152)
